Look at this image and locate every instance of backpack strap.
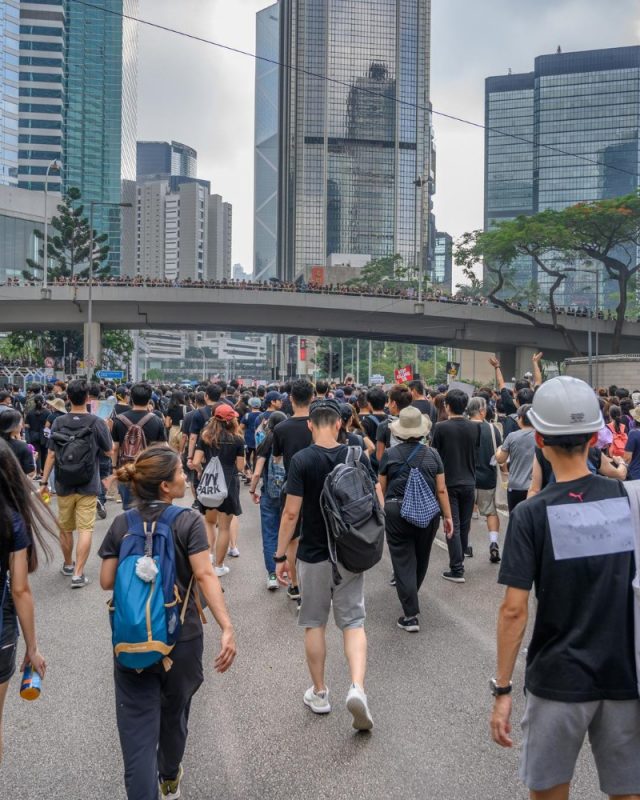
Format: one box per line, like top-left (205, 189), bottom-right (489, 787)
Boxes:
top-left (401, 443), bottom-right (424, 469)
top-left (117, 414), bottom-right (133, 429)
top-left (345, 445), bottom-right (362, 465)
top-left (138, 412), bottom-right (155, 429)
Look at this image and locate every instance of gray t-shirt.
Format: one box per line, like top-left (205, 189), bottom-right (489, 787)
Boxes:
top-left (501, 427), bottom-right (535, 491)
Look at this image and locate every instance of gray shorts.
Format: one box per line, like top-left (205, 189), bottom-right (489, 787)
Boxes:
top-left (297, 559), bottom-right (366, 631)
top-left (520, 692), bottom-right (640, 794)
top-left (475, 488), bottom-right (497, 517)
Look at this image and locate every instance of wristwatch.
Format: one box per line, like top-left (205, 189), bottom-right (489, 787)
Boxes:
top-left (490, 679), bottom-right (513, 697)
top-left (273, 553), bottom-right (287, 564)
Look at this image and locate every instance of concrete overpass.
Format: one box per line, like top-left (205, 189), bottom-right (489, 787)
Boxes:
top-left (1, 284), bottom-right (638, 378)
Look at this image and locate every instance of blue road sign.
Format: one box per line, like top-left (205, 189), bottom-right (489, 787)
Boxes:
top-left (96, 370), bottom-right (125, 381)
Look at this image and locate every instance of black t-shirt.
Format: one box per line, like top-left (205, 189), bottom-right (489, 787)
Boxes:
top-left (499, 474), bottom-right (637, 702)
top-left (431, 417), bottom-right (479, 488)
top-left (48, 413), bottom-right (113, 496)
top-left (195, 435), bottom-right (244, 484)
top-left (190, 405), bottom-right (213, 437)
top-left (412, 398), bottom-right (438, 426)
top-left (379, 442), bottom-right (443, 499)
top-left (98, 503), bottom-right (209, 642)
top-left (114, 402), bottom-right (131, 416)
top-left (287, 444), bottom-right (377, 563)
top-left (475, 421), bottom-right (502, 490)
top-left (500, 387), bottom-right (517, 416)
top-left (361, 412), bottom-right (387, 441)
top-left (112, 410), bottom-right (167, 448)
top-left (6, 437), bottom-right (35, 475)
top-left (25, 408), bottom-right (49, 440)
top-left (182, 408), bottom-right (200, 438)
top-left (271, 416), bottom-right (313, 472)
top-left (166, 406), bottom-right (185, 426)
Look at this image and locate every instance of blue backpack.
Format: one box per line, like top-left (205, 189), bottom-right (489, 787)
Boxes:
top-left (400, 444), bottom-right (441, 528)
top-left (110, 505), bottom-right (195, 670)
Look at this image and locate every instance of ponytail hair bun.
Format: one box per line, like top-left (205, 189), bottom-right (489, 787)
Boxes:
top-left (116, 462), bottom-right (137, 483)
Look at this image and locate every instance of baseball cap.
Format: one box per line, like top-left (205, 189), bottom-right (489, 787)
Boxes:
top-left (265, 390), bottom-right (282, 404)
top-left (249, 397), bottom-right (262, 409)
top-left (214, 403), bottom-right (239, 421)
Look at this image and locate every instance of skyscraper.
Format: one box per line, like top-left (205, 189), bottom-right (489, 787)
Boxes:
top-left (208, 193), bottom-right (232, 281)
top-left (254, 1), bottom-right (279, 281)
top-left (17, 0), bottom-right (65, 191)
top-left (434, 231), bottom-right (453, 291)
top-left (64, 0), bottom-right (138, 271)
top-left (137, 140), bottom-right (197, 181)
top-left (277, 0), bottom-right (434, 281)
top-left (485, 46), bottom-right (640, 303)
top-left (0, 0), bottom-right (20, 186)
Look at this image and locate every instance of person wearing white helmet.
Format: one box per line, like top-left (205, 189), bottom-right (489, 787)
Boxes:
top-left (491, 376), bottom-right (639, 800)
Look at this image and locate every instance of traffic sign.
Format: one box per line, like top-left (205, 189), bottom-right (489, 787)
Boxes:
top-left (96, 370), bottom-right (125, 381)
top-left (44, 357), bottom-right (55, 368)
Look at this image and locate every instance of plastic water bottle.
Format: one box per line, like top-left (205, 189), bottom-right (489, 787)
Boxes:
top-left (20, 665), bottom-right (42, 700)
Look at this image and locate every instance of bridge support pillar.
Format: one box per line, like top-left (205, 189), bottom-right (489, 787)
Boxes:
top-left (83, 322), bottom-right (101, 375)
top-left (496, 346), bottom-right (537, 383)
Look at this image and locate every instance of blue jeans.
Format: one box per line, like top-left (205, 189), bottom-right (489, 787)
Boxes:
top-left (259, 493), bottom-right (281, 574)
top-left (119, 482), bottom-right (133, 510)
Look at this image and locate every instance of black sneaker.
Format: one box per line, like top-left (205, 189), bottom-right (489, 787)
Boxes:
top-left (489, 543), bottom-right (501, 563)
top-left (464, 546), bottom-right (473, 558)
top-left (96, 500), bottom-right (107, 520)
top-left (442, 571), bottom-right (465, 584)
top-left (397, 616), bottom-right (420, 632)
top-left (287, 585), bottom-right (301, 601)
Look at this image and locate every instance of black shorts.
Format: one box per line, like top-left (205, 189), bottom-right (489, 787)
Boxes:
top-left (0, 592), bottom-right (19, 684)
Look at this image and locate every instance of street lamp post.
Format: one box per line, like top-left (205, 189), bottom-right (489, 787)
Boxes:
top-left (62, 335), bottom-right (67, 375)
top-left (86, 200), bottom-right (132, 376)
top-left (198, 347), bottom-right (206, 382)
top-left (414, 175), bottom-right (427, 313)
top-left (42, 159), bottom-right (60, 295)
top-left (582, 266), bottom-right (600, 387)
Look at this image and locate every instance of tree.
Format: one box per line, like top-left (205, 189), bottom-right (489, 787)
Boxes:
top-left (24, 187), bottom-right (109, 281)
top-left (101, 330), bottom-right (134, 371)
top-left (348, 254), bottom-right (411, 289)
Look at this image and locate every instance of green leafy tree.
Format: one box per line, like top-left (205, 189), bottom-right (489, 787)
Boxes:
top-left (24, 187), bottom-right (109, 281)
top-left (101, 330), bottom-right (134, 371)
top-left (348, 254), bottom-right (413, 289)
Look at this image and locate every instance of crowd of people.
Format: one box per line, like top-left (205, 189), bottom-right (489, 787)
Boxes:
top-left (0, 358), bottom-right (638, 800)
top-left (1, 275), bottom-right (625, 319)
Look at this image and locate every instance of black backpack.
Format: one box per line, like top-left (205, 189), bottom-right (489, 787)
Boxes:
top-left (51, 416), bottom-right (98, 487)
top-left (320, 446), bottom-right (385, 584)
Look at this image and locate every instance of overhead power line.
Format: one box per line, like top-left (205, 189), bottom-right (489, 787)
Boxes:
top-left (71, 0), bottom-right (640, 180)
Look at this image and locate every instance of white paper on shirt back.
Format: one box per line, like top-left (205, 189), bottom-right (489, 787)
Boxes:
top-left (547, 497), bottom-right (635, 560)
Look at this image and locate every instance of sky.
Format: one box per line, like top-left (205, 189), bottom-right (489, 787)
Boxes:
top-left (136, 0), bottom-right (640, 273)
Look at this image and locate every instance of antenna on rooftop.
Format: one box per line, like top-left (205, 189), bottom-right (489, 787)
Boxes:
top-left (557, 45), bottom-right (562, 54)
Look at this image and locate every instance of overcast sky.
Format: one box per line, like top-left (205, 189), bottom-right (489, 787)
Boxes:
top-left (137, 0), bottom-right (640, 273)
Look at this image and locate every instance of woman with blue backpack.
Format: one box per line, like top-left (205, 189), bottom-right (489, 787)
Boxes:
top-left (249, 411), bottom-right (287, 591)
top-left (99, 444), bottom-right (236, 800)
top-left (378, 406), bottom-right (453, 633)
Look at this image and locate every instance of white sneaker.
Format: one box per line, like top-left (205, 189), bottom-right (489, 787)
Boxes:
top-left (303, 686), bottom-right (331, 714)
top-left (227, 546), bottom-right (240, 558)
top-left (214, 565), bottom-right (230, 577)
top-left (267, 573), bottom-right (279, 590)
top-left (346, 684), bottom-right (373, 731)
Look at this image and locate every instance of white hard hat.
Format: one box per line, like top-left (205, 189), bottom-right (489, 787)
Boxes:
top-left (527, 376), bottom-right (603, 436)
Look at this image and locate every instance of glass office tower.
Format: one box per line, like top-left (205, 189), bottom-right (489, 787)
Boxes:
top-left (64, 0), bottom-right (137, 272)
top-left (485, 46), bottom-right (640, 305)
top-left (0, 0), bottom-right (20, 185)
top-left (278, 0), bottom-right (433, 281)
top-left (254, 2), bottom-right (279, 281)
top-left (137, 140), bottom-right (197, 180)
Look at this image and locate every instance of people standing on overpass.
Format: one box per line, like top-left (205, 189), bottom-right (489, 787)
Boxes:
top-left (99, 445), bottom-right (236, 800)
top-left (467, 397), bottom-right (503, 564)
top-left (0, 439), bottom-right (56, 763)
top-left (378, 407), bottom-right (453, 632)
top-left (431, 389), bottom-right (479, 583)
top-left (40, 379), bottom-right (112, 589)
top-left (491, 376), bottom-right (640, 800)
top-left (495, 405), bottom-right (535, 513)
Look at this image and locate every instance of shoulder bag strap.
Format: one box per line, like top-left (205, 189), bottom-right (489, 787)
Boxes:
top-left (487, 421), bottom-right (501, 482)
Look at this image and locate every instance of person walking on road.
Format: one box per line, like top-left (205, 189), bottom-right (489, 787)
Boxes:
top-left (495, 404), bottom-right (535, 513)
top-left (467, 396), bottom-right (503, 564)
top-left (491, 376), bottom-right (640, 800)
top-left (431, 389), bottom-right (479, 583)
top-left (99, 445), bottom-right (236, 800)
top-left (39, 379), bottom-right (112, 588)
top-left (0, 440), bottom-right (56, 763)
top-left (274, 399), bottom-right (382, 730)
top-left (378, 407), bottom-right (453, 632)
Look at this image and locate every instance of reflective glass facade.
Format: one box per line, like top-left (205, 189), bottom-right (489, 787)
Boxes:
top-left (278, 0), bottom-right (433, 280)
top-left (254, 2), bottom-right (279, 281)
top-left (137, 140), bottom-right (197, 180)
top-left (485, 47), bottom-right (640, 305)
top-left (0, 0), bottom-right (20, 185)
top-left (64, 0), bottom-right (137, 272)
top-left (0, 210), bottom-right (42, 278)
top-left (17, 0), bottom-right (64, 191)
top-left (434, 230), bottom-right (452, 290)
